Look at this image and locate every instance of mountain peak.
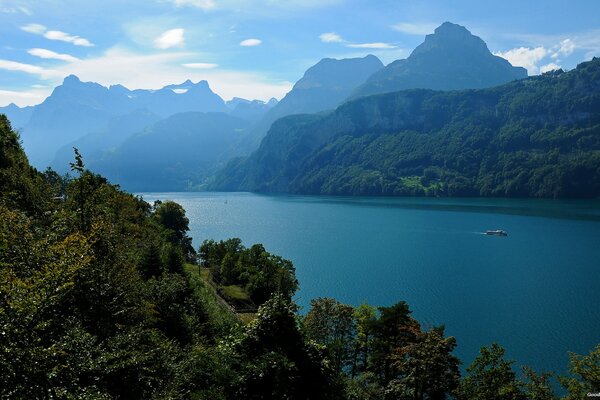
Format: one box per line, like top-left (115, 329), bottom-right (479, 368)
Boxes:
top-left (410, 21), bottom-right (488, 58)
top-left (434, 21), bottom-right (471, 36)
top-left (62, 74), bottom-right (82, 85)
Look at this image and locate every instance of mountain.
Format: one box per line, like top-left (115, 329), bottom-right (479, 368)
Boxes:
top-left (352, 22), bottom-right (527, 98)
top-left (124, 79), bottom-right (227, 117)
top-left (0, 103), bottom-right (33, 130)
top-left (18, 76), bottom-right (228, 168)
top-left (50, 109), bottom-right (162, 173)
top-left (226, 97), bottom-right (278, 122)
top-left (239, 55), bottom-right (384, 151)
top-left (211, 59), bottom-right (600, 198)
top-left (89, 112), bottom-right (249, 191)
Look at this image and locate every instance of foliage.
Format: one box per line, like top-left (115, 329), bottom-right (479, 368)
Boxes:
top-left (199, 238), bottom-right (298, 307)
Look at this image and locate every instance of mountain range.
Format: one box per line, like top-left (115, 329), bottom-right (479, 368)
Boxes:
top-left (211, 59), bottom-right (600, 198)
top-left (0, 21), bottom-right (573, 194)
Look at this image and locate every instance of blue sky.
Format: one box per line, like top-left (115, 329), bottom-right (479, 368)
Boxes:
top-left (1, 0), bottom-right (599, 106)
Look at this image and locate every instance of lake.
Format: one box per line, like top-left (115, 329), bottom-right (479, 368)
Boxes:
top-left (139, 192), bottom-right (600, 376)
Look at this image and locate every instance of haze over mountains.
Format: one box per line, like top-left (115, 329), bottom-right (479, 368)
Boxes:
top-left (2, 21), bottom-right (587, 195)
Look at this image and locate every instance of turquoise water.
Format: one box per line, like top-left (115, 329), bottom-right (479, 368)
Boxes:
top-left (140, 192), bottom-right (600, 375)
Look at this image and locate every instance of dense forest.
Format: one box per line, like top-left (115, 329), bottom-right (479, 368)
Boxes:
top-left (1, 114), bottom-right (599, 398)
top-left (212, 58), bottom-right (600, 198)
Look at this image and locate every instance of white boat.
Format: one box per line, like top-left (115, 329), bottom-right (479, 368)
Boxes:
top-left (485, 229), bottom-right (507, 236)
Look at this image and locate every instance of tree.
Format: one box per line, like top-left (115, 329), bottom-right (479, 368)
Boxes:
top-left (560, 345), bottom-right (600, 400)
top-left (303, 297), bottom-right (357, 374)
top-left (153, 200), bottom-right (195, 259)
top-left (456, 343), bottom-right (525, 400)
top-left (351, 303), bottom-right (378, 377)
top-left (225, 294), bottom-right (342, 399)
top-left (370, 301), bottom-right (418, 383)
top-left (389, 326), bottom-right (460, 400)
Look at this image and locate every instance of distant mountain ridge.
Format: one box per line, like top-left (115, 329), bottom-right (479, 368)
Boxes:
top-left (211, 59), bottom-right (600, 198)
top-left (239, 54), bottom-right (384, 151)
top-left (352, 22), bottom-right (527, 98)
top-left (18, 75), bottom-right (232, 167)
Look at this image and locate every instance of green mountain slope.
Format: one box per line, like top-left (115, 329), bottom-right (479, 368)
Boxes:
top-left (212, 59), bottom-right (600, 198)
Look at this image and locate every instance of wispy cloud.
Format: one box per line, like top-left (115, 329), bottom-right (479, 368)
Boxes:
top-left (0, 87), bottom-right (53, 107)
top-left (21, 24), bottom-right (46, 34)
top-left (154, 28), bottom-right (186, 49)
top-left (0, 59), bottom-right (54, 77)
top-left (392, 22), bottom-right (438, 36)
top-left (347, 42), bottom-right (396, 49)
top-left (0, 6), bottom-right (31, 15)
top-left (28, 48), bottom-right (79, 63)
top-left (319, 32), bottom-right (344, 43)
top-left (319, 32), bottom-right (396, 50)
top-left (240, 38), bottom-right (262, 47)
top-left (168, 0), bottom-right (216, 9)
top-left (182, 62), bottom-right (218, 69)
top-left (20, 24), bottom-right (94, 47)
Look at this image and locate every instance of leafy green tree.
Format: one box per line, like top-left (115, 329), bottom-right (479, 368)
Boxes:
top-left (560, 345), bottom-right (600, 400)
top-left (389, 326), bottom-right (460, 400)
top-left (153, 200), bottom-right (195, 259)
top-left (522, 367), bottom-right (557, 400)
top-left (456, 343), bottom-right (525, 400)
top-left (370, 301), bottom-right (419, 383)
top-left (352, 303), bottom-right (378, 377)
top-left (225, 294), bottom-right (342, 399)
top-left (303, 297), bottom-right (357, 374)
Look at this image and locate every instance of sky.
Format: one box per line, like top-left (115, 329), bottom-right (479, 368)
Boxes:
top-left (1, 0), bottom-right (599, 106)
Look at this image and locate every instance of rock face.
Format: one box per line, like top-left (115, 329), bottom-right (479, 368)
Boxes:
top-left (351, 22), bottom-right (527, 98)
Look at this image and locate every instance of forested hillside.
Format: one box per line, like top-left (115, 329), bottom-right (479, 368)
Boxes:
top-left (212, 58), bottom-right (600, 198)
top-left (1, 115), bottom-right (598, 398)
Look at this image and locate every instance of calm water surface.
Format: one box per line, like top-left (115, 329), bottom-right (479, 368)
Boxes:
top-left (140, 192), bottom-right (600, 375)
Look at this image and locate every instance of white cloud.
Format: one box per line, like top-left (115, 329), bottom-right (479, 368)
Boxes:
top-left (182, 62), bottom-right (218, 69)
top-left (494, 47), bottom-right (547, 75)
top-left (20, 24), bottom-right (94, 47)
top-left (319, 32), bottom-right (344, 43)
top-left (21, 23), bottom-right (46, 34)
top-left (552, 38), bottom-right (575, 59)
top-left (28, 48), bottom-right (79, 63)
top-left (0, 59), bottom-right (55, 78)
top-left (154, 28), bottom-right (185, 49)
top-left (319, 32), bottom-right (395, 50)
top-left (168, 0), bottom-right (216, 9)
top-left (45, 30), bottom-right (93, 47)
top-left (392, 22), bottom-right (437, 36)
top-left (0, 87), bottom-right (52, 107)
top-left (540, 62), bottom-right (561, 73)
top-left (240, 38), bottom-right (262, 47)
top-left (347, 42), bottom-right (396, 49)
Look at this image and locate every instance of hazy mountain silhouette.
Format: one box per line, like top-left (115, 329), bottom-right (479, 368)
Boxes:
top-left (352, 22), bottom-right (527, 98)
top-left (239, 54), bottom-right (384, 151)
top-left (17, 76), bottom-right (228, 168)
top-left (89, 112), bottom-right (249, 191)
top-left (0, 103), bottom-right (33, 130)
